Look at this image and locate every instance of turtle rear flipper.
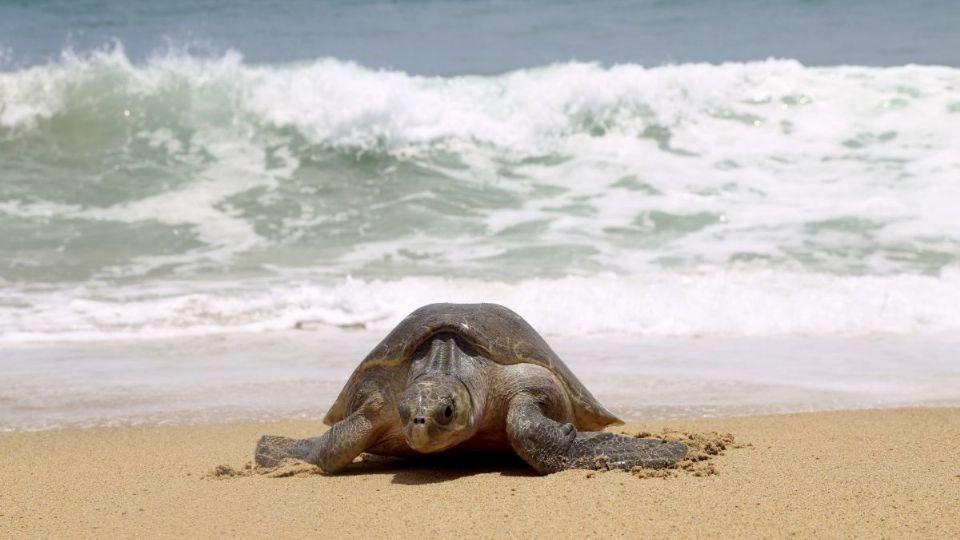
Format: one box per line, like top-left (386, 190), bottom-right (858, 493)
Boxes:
top-left (506, 398), bottom-right (686, 474)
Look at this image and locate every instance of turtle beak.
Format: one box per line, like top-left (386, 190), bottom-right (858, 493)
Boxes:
top-left (405, 418), bottom-right (433, 451)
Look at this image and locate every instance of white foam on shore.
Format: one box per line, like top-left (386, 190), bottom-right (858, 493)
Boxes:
top-left (3, 270), bottom-right (960, 343)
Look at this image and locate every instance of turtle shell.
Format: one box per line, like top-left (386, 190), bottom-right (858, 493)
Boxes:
top-left (323, 303), bottom-right (622, 431)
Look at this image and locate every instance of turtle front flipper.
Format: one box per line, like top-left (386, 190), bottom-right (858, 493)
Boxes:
top-left (255, 434), bottom-right (323, 467)
top-left (563, 432), bottom-right (687, 471)
top-left (255, 397), bottom-right (385, 473)
top-left (506, 397), bottom-right (687, 474)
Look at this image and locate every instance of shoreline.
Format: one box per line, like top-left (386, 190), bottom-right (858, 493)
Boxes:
top-left (4, 330), bottom-right (960, 431)
top-left (2, 407), bottom-right (958, 538)
top-left (5, 400), bottom-right (960, 434)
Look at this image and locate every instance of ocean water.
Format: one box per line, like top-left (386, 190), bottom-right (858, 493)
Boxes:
top-left (2, 1), bottom-right (960, 428)
top-left (3, 0), bottom-right (960, 72)
top-left (3, 49), bottom-right (960, 341)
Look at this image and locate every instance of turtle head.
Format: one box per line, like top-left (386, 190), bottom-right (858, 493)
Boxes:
top-left (398, 374), bottom-right (475, 453)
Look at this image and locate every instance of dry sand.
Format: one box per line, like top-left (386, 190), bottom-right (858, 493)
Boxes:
top-left (1, 407), bottom-right (958, 538)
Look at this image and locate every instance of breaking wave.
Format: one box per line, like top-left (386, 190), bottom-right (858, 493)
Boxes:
top-left (2, 46), bottom-right (960, 341)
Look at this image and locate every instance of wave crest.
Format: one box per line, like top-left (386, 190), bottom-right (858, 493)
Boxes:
top-left (4, 45), bottom-right (959, 154)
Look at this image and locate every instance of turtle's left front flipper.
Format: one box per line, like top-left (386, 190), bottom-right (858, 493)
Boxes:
top-left (564, 431), bottom-right (687, 471)
top-left (506, 397), bottom-right (687, 474)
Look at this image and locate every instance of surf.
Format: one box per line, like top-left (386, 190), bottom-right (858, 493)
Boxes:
top-left (2, 46), bottom-right (960, 342)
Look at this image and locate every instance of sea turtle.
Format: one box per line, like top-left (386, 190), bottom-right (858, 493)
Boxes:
top-left (255, 303), bottom-right (686, 474)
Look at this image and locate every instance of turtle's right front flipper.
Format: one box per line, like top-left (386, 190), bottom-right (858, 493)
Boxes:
top-left (506, 397), bottom-right (687, 474)
top-left (255, 397), bottom-right (384, 473)
top-left (255, 434), bottom-right (323, 467)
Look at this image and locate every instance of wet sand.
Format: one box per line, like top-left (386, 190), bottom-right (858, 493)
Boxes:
top-left (1, 407), bottom-right (958, 538)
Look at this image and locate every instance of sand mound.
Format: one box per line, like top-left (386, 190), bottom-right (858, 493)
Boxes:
top-left (616, 429), bottom-right (746, 478)
top-left (205, 459), bottom-right (319, 479)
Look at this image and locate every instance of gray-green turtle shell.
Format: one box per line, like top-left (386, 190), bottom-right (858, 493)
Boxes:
top-left (323, 303), bottom-right (623, 431)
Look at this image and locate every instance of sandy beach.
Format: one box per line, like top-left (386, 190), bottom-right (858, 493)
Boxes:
top-left (1, 407), bottom-right (957, 538)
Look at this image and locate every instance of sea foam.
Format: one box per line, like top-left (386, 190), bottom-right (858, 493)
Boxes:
top-left (3, 270), bottom-right (960, 343)
top-left (2, 48), bottom-right (960, 342)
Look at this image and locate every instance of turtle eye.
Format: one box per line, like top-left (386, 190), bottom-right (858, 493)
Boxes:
top-left (443, 404), bottom-right (454, 419)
